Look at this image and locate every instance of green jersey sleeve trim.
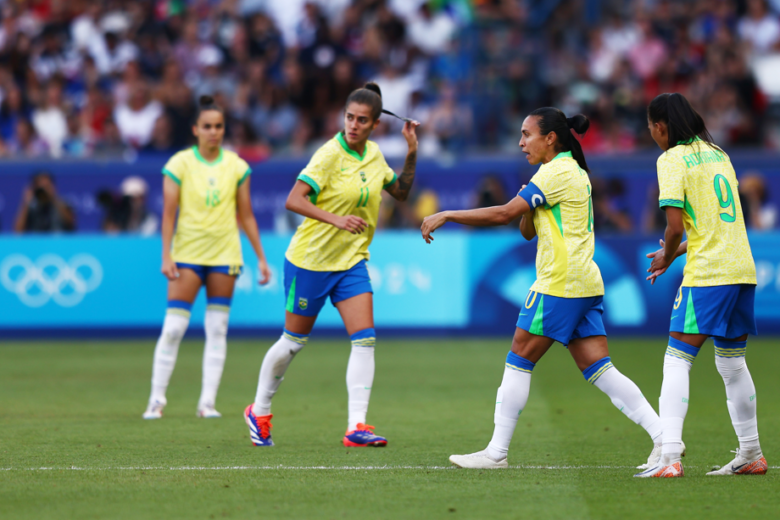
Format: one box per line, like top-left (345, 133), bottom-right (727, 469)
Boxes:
top-left (162, 169), bottom-right (181, 185)
top-left (659, 199), bottom-right (684, 209)
top-left (298, 174), bottom-right (321, 204)
top-left (238, 168), bottom-right (252, 186)
top-left (383, 172), bottom-right (398, 189)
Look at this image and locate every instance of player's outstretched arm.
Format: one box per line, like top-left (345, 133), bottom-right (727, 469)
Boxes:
top-left (285, 180), bottom-right (368, 234)
top-left (237, 177), bottom-right (271, 285)
top-left (161, 176), bottom-right (180, 280)
top-left (385, 121), bottom-right (420, 201)
top-left (517, 184), bottom-right (536, 241)
top-left (421, 196), bottom-right (531, 243)
top-left (646, 207), bottom-right (686, 284)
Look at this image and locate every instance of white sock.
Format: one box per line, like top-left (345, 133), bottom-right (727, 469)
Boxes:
top-left (486, 352), bottom-right (535, 461)
top-left (659, 337), bottom-right (699, 464)
top-left (346, 329), bottom-right (376, 431)
top-left (586, 358), bottom-right (663, 443)
top-left (198, 306), bottom-right (230, 409)
top-left (149, 307), bottom-right (190, 403)
top-left (252, 330), bottom-right (308, 416)
top-left (714, 339), bottom-right (760, 453)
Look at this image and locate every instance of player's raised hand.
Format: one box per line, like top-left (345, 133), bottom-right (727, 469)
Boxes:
top-left (334, 215), bottom-right (368, 234)
top-left (258, 258), bottom-right (271, 285)
top-left (421, 212), bottom-right (447, 243)
top-left (646, 239), bottom-right (667, 285)
top-left (161, 256), bottom-right (179, 281)
top-left (402, 120), bottom-right (420, 150)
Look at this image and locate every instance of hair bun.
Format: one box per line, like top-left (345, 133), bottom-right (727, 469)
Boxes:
top-left (199, 95), bottom-right (215, 107)
top-left (364, 82), bottom-right (382, 99)
top-left (566, 114), bottom-right (590, 135)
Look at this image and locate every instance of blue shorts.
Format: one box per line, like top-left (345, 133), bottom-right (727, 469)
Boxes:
top-left (516, 290), bottom-right (606, 346)
top-left (176, 263), bottom-right (243, 283)
top-left (670, 284), bottom-right (757, 338)
top-left (284, 259), bottom-right (373, 316)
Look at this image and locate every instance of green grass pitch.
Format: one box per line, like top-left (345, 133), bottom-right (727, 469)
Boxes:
top-left (1, 337), bottom-right (779, 519)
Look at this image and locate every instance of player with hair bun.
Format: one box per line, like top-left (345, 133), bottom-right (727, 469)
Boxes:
top-left (636, 93), bottom-right (766, 478)
top-left (245, 82), bottom-right (420, 447)
top-left (143, 95), bottom-right (271, 420)
top-left (422, 107), bottom-right (666, 470)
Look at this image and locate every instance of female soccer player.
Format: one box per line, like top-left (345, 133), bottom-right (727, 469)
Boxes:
top-left (245, 83), bottom-right (419, 447)
top-left (143, 95), bottom-right (271, 420)
top-left (421, 108), bottom-right (664, 469)
top-left (636, 93), bottom-right (766, 478)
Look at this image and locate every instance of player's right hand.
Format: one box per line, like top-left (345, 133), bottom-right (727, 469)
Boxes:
top-left (162, 257), bottom-right (180, 281)
top-left (334, 215), bottom-right (367, 234)
top-left (645, 239), bottom-right (667, 285)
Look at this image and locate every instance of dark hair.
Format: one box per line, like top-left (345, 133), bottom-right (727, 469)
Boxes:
top-left (647, 93), bottom-right (714, 148)
top-left (528, 107), bottom-right (590, 173)
top-left (194, 95), bottom-right (224, 123)
top-left (345, 82), bottom-right (383, 121)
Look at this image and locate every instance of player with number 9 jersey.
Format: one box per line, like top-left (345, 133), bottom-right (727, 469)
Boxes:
top-left (245, 82), bottom-right (420, 449)
top-left (637, 93), bottom-right (764, 479)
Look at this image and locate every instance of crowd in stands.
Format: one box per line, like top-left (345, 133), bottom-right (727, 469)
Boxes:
top-left (4, 0), bottom-right (780, 233)
top-left (0, 0), bottom-right (778, 158)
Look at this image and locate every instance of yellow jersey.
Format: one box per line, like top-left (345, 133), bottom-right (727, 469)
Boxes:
top-left (286, 133), bottom-right (397, 272)
top-left (657, 138), bottom-right (756, 287)
top-left (520, 151), bottom-right (604, 298)
top-left (163, 146), bottom-right (251, 266)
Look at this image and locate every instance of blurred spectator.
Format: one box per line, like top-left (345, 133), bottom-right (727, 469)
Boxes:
top-left (7, 119), bottom-right (49, 157)
top-left (14, 172), bottom-right (75, 233)
top-left (738, 0), bottom-right (780, 55)
top-left (739, 172), bottom-right (777, 230)
top-left (642, 185), bottom-right (668, 233)
top-left (426, 84), bottom-right (473, 152)
top-left (92, 117), bottom-right (127, 157)
top-left (31, 81), bottom-right (67, 157)
top-left (592, 178), bottom-right (633, 233)
top-left (407, 4), bottom-right (456, 56)
top-left (98, 176), bottom-right (158, 235)
top-left (141, 114), bottom-right (177, 155)
top-left (474, 175), bottom-right (508, 208)
top-left (114, 82), bottom-right (163, 148)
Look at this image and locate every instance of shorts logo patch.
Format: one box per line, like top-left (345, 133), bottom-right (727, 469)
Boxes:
top-left (298, 297), bottom-right (308, 310)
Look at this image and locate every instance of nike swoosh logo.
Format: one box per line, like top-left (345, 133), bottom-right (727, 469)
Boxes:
top-left (671, 315), bottom-right (678, 319)
top-left (519, 313), bottom-right (528, 316)
top-left (732, 463), bottom-right (747, 471)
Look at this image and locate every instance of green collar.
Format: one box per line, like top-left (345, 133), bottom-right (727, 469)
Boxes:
top-left (676, 137), bottom-right (702, 146)
top-left (192, 146), bottom-right (223, 166)
top-left (551, 151), bottom-right (573, 162)
top-left (336, 132), bottom-right (366, 161)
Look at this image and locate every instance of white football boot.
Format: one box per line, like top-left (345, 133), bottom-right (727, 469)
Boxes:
top-left (637, 440), bottom-right (686, 470)
top-left (142, 398), bottom-right (166, 420)
top-left (449, 449), bottom-right (508, 469)
top-left (706, 449), bottom-right (768, 476)
top-left (197, 404), bottom-right (222, 418)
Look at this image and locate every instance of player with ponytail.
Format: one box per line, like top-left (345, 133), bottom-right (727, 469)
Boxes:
top-left (422, 107), bottom-right (665, 470)
top-left (245, 83), bottom-right (420, 447)
top-left (143, 95), bottom-right (271, 420)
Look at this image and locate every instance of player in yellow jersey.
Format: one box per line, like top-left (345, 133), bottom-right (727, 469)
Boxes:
top-left (421, 107), bottom-right (665, 469)
top-left (635, 93), bottom-right (766, 478)
top-left (245, 83), bottom-right (419, 447)
top-left (143, 95), bottom-right (271, 420)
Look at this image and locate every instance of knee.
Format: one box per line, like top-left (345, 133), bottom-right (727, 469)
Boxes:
top-left (205, 312), bottom-right (229, 339)
top-left (164, 319), bottom-right (189, 343)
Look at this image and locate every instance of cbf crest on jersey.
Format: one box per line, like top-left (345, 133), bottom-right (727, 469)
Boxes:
top-left (360, 171), bottom-right (366, 183)
top-left (298, 297), bottom-right (308, 310)
top-left (209, 177), bottom-right (216, 186)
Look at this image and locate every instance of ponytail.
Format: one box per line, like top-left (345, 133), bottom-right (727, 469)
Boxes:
top-left (647, 93), bottom-right (714, 148)
top-left (529, 107), bottom-right (591, 173)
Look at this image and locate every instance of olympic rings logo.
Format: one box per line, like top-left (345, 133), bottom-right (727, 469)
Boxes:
top-left (0, 254), bottom-right (103, 307)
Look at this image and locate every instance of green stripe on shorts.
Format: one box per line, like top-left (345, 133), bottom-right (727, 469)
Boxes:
top-left (286, 276), bottom-right (297, 313)
top-left (529, 295), bottom-right (544, 336)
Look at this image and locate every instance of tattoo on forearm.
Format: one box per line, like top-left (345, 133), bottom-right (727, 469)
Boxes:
top-left (395, 151), bottom-right (417, 199)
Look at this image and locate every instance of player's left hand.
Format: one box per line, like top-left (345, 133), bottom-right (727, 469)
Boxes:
top-left (421, 212), bottom-right (447, 244)
top-left (646, 239), bottom-right (668, 285)
top-left (258, 259), bottom-right (271, 285)
top-left (402, 120), bottom-right (420, 150)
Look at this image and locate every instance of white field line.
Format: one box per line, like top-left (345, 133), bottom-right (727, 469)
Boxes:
top-left (3, 465), bottom-right (779, 471)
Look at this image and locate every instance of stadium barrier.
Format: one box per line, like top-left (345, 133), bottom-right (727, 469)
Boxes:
top-left (2, 153), bottom-right (780, 233)
top-left (2, 232), bottom-right (779, 338)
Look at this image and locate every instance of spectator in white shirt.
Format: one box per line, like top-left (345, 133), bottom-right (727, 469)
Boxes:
top-left (31, 82), bottom-right (67, 157)
top-left (114, 82), bottom-right (163, 148)
top-left (738, 0), bottom-right (780, 55)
